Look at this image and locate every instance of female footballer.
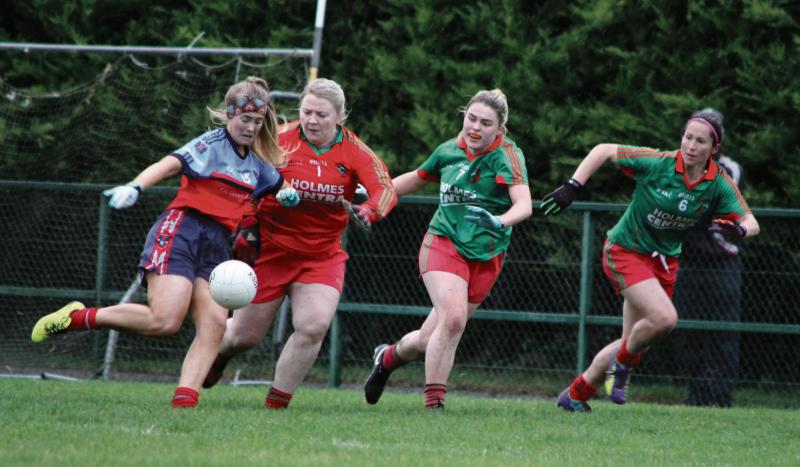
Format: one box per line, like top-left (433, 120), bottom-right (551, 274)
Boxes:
top-left (541, 108), bottom-right (760, 412)
top-left (202, 78), bottom-right (397, 409)
top-left (31, 76), bottom-right (298, 408)
top-left (363, 89), bottom-right (532, 409)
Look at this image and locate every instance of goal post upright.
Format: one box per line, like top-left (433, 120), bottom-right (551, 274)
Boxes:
top-left (309, 0), bottom-right (329, 82)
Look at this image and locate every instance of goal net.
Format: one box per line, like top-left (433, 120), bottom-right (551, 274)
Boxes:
top-left (0, 51), bottom-right (307, 382)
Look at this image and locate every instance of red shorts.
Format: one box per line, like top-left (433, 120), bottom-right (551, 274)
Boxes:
top-left (418, 232), bottom-right (504, 304)
top-left (252, 240), bottom-right (348, 303)
top-left (602, 240), bottom-right (679, 298)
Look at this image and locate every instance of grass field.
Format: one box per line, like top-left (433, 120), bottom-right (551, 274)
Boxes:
top-left (2, 378), bottom-right (798, 466)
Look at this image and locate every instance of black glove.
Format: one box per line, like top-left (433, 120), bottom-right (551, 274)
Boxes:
top-left (231, 214), bottom-right (260, 266)
top-left (341, 199), bottom-right (372, 232)
top-left (541, 178), bottom-right (583, 216)
top-left (708, 219), bottom-right (747, 239)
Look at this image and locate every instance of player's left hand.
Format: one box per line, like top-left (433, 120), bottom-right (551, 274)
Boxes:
top-left (342, 199), bottom-right (371, 232)
top-left (231, 214), bottom-right (260, 266)
top-left (465, 205), bottom-right (504, 230)
top-left (276, 187), bottom-right (300, 207)
top-left (708, 219), bottom-right (747, 239)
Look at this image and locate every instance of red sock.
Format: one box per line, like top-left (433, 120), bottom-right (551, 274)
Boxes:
top-left (172, 387), bottom-right (199, 408)
top-left (66, 307), bottom-right (99, 331)
top-left (424, 383), bottom-right (447, 408)
top-left (265, 387), bottom-right (292, 410)
top-left (381, 344), bottom-right (405, 371)
top-left (569, 374), bottom-right (597, 402)
top-left (617, 340), bottom-right (641, 368)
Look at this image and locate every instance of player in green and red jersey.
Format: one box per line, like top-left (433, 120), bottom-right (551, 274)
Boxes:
top-left (364, 89), bottom-right (532, 409)
top-left (541, 108), bottom-right (760, 412)
top-left (202, 78), bottom-right (397, 409)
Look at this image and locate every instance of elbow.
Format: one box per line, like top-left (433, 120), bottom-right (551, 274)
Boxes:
top-left (747, 220), bottom-right (760, 237)
top-left (522, 202), bottom-right (533, 220)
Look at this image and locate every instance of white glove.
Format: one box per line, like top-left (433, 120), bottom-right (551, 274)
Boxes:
top-left (276, 187), bottom-right (300, 207)
top-left (103, 182), bottom-right (142, 209)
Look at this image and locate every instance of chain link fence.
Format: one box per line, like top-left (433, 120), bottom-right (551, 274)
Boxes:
top-left (1, 183), bottom-right (798, 407)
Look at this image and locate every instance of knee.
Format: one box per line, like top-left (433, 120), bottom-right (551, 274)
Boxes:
top-left (295, 322), bottom-right (329, 344)
top-left (195, 314), bottom-right (227, 341)
top-left (149, 312), bottom-right (184, 336)
top-left (227, 326), bottom-right (264, 350)
top-left (652, 307), bottom-right (678, 334)
top-left (439, 311), bottom-right (468, 338)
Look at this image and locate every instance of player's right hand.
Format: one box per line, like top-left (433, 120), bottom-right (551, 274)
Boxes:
top-left (103, 182), bottom-right (142, 209)
top-left (232, 214), bottom-right (260, 266)
top-left (541, 179), bottom-right (583, 216)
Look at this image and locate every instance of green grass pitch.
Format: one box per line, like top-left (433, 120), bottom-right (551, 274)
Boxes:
top-left (2, 379), bottom-right (798, 466)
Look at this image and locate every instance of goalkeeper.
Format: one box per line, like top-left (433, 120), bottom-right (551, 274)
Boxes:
top-left (31, 76), bottom-right (298, 408)
top-left (202, 78), bottom-right (397, 410)
top-left (363, 89), bottom-right (532, 409)
top-left (541, 108), bottom-right (760, 413)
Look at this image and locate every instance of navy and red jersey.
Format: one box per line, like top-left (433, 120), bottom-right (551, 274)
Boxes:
top-left (166, 128), bottom-right (283, 231)
top-left (257, 122), bottom-right (396, 255)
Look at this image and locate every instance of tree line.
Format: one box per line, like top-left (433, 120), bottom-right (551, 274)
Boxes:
top-left (1, 0), bottom-right (798, 206)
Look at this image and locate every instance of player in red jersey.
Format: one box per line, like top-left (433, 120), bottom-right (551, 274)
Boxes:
top-left (31, 76), bottom-right (298, 408)
top-left (203, 78), bottom-right (397, 409)
top-left (542, 108), bottom-right (760, 412)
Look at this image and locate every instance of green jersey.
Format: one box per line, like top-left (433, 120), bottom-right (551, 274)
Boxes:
top-left (417, 134), bottom-right (528, 261)
top-left (608, 146), bottom-right (751, 257)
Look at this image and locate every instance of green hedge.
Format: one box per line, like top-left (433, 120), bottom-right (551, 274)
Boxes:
top-left (1, 0), bottom-right (798, 206)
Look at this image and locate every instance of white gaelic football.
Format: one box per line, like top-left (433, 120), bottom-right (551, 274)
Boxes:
top-left (209, 260), bottom-right (258, 310)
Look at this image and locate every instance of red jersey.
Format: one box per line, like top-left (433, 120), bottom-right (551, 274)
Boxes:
top-left (166, 128), bottom-right (283, 231)
top-left (257, 122), bottom-right (396, 255)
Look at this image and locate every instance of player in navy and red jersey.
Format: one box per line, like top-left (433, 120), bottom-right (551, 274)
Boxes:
top-left (202, 78), bottom-right (397, 409)
top-left (363, 89), bottom-right (532, 409)
top-left (541, 108), bottom-right (760, 412)
top-left (31, 76), bottom-right (299, 408)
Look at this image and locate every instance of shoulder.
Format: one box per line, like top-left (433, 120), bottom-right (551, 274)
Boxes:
top-left (278, 121), bottom-right (301, 140)
top-left (617, 145), bottom-right (676, 160)
top-left (341, 125), bottom-right (367, 147)
top-left (433, 137), bottom-right (460, 154)
top-left (498, 135), bottom-right (525, 160)
top-left (175, 128), bottom-right (226, 158)
top-left (187, 128), bottom-right (226, 147)
top-left (340, 125), bottom-right (380, 158)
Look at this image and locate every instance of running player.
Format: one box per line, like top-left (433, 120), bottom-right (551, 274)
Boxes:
top-left (363, 89), bottom-right (532, 409)
top-left (202, 78), bottom-right (397, 409)
top-left (31, 76), bottom-right (299, 408)
top-left (540, 108), bottom-right (760, 412)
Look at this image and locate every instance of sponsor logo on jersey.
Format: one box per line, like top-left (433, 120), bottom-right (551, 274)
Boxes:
top-left (646, 208), bottom-right (696, 230)
top-left (440, 183), bottom-right (478, 204)
top-left (291, 179), bottom-right (345, 203)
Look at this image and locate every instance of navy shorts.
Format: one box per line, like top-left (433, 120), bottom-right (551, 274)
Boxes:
top-left (138, 208), bottom-right (231, 286)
